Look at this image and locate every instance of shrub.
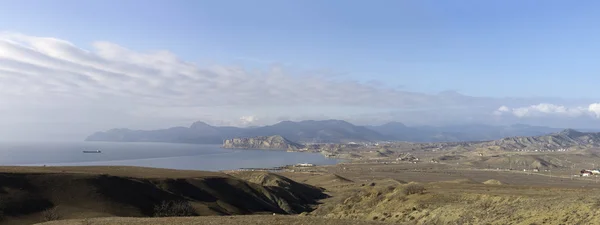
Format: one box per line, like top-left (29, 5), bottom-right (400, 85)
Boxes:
top-left (403, 183), bottom-right (426, 195)
top-left (42, 207), bottom-right (60, 221)
top-left (153, 200), bottom-right (196, 217)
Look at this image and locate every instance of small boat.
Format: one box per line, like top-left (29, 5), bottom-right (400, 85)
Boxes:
top-left (83, 150), bottom-right (102, 153)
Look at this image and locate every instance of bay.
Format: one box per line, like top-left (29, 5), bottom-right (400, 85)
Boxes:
top-left (0, 141), bottom-right (338, 171)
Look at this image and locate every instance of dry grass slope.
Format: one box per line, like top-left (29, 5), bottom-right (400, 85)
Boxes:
top-left (36, 215), bottom-right (392, 225)
top-left (229, 171), bottom-right (329, 213)
top-left (310, 180), bottom-right (600, 224)
top-left (0, 167), bottom-right (327, 225)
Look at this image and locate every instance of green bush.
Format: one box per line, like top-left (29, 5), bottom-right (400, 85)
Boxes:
top-left (153, 200), bottom-right (196, 217)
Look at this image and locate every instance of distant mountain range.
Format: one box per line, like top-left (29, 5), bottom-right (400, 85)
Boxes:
top-left (85, 120), bottom-right (600, 144)
top-left (86, 120), bottom-right (384, 144)
top-left (481, 129), bottom-right (600, 149)
top-left (366, 122), bottom-right (570, 142)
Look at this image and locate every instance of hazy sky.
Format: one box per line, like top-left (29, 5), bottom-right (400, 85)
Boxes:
top-left (1, 0), bottom-right (600, 140)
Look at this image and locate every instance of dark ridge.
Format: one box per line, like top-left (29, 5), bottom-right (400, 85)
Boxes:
top-left (0, 171), bottom-right (327, 224)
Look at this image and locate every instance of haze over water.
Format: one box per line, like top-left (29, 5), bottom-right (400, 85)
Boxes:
top-left (0, 142), bottom-right (338, 171)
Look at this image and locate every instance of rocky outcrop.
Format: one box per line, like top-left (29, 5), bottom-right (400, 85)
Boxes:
top-left (222, 135), bottom-right (304, 150)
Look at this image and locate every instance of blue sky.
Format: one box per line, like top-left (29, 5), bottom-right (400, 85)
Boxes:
top-left (2, 0), bottom-right (600, 140)
top-left (2, 0), bottom-right (600, 98)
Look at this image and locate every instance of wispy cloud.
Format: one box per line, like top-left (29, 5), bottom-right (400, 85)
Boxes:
top-left (494, 103), bottom-right (600, 118)
top-left (0, 32), bottom-right (450, 109)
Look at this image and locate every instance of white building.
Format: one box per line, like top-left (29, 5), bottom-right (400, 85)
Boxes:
top-left (296, 163), bottom-right (315, 167)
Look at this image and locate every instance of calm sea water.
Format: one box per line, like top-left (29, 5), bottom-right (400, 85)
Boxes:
top-left (0, 141), bottom-right (338, 171)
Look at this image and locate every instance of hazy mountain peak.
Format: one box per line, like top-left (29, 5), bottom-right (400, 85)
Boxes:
top-left (437, 90), bottom-right (464, 97)
top-left (299, 119), bottom-right (349, 124)
top-left (190, 121), bottom-right (213, 129)
top-left (558, 129), bottom-right (584, 137)
top-left (274, 120), bottom-right (294, 125)
top-left (321, 119), bottom-right (354, 126)
top-left (107, 128), bottom-right (131, 132)
top-left (274, 119), bottom-right (354, 127)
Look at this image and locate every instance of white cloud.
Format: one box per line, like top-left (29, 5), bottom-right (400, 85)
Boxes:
top-left (494, 103), bottom-right (600, 118)
top-left (492, 105), bottom-right (510, 116)
top-left (238, 115), bottom-right (259, 126)
top-left (497, 106), bottom-right (510, 112)
top-left (0, 32), bottom-right (451, 110)
top-left (589, 103), bottom-right (600, 118)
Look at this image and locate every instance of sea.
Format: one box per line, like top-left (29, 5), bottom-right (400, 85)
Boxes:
top-left (0, 141), bottom-right (339, 171)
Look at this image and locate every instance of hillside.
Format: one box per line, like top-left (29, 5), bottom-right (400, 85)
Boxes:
top-left (222, 135), bottom-right (304, 150)
top-left (0, 167), bottom-right (326, 225)
top-left (230, 172), bottom-right (328, 212)
top-left (36, 215), bottom-right (390, 225)
top-left (481, 129), bottom-right (600, 150)
top-left (309, 179), bottom-right (600, 225)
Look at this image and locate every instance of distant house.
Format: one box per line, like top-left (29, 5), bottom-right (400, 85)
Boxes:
top-left (581, 170), bottom-right (594, 177)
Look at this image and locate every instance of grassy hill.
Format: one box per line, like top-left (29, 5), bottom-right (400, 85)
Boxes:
top-left (309, 179), bottom-right (600, 224)
top-left (36, 215), bottom-right (391, 225)
top-left (0, 166), bottom-right (326, 225)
